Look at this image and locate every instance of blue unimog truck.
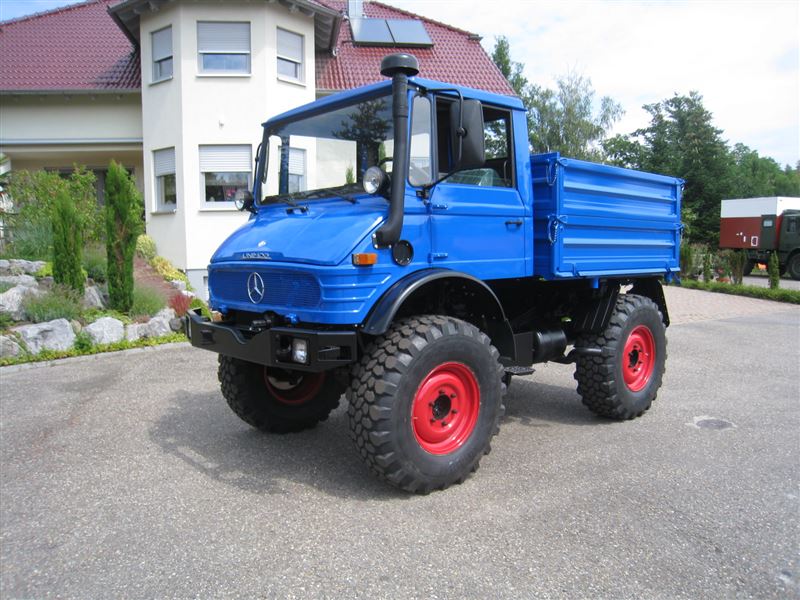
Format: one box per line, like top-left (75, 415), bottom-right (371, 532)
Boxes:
top-left (186, 54), bottom-right (682, 493)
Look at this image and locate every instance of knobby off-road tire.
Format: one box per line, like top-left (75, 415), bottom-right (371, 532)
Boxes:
top-left (218, 356), bottom-right (345, 433)
top-left (743, 259), bottom-right (755, 276)
top-left (574, 294), bottom-right (667, 420)
top-left (347, 315), bottom-right (506, 493)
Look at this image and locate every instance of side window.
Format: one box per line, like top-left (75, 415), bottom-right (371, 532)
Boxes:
top-left (409, 95), bottom-right (432, 186)
top-left (151, 26), bottom-right (173, 83)
top-left (434, 98), bottom-right (513, 188)
top-left (786, 217), bottom-right (797, 233)
top-left (277, 28), bottom-right (304, 82)
top-left (153, 147), bottom-right (176, 211)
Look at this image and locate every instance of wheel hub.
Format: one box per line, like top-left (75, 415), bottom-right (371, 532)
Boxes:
top-left (411, 362), bottom-right (480, 455)
top-left (622, 325), bottom-right (655, 392)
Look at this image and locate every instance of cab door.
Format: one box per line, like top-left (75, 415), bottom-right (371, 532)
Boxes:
top-left (427, 100), bottom-right (527, 280)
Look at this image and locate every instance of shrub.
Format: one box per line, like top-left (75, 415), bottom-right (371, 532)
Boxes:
top-left (130, 284), bottom-right (166, 319)
top-left (168, 292), bottom-right (192, 317)
top-left (22, 285), bottom-right (82, 323)
top-left (679, 279), bottom-right (800, 304)
top-left (150, 255), bottom-right (191, 287)
top-left (105, 161), bottom-right (142, 312)
top-left (135, 234), bottom-right (157, 261)
top-left (0, 312), bottom-right (14, 329)
top-left (73, 331), bottom-right (94, 352)
top-left (702, 249), bottom-right (713, 283)
top-left (82, 244), bottom-right (107, 283)
top-left (51, 188), bottom-right (84, 294)
top-left (189, 297), bottom-right (212, 319)
top-left (5, 218), bottom-right (53, 261)
top-left (768, 252), bottom-right (780, 289)
top-left (726, 249), bottom-right (748, 286)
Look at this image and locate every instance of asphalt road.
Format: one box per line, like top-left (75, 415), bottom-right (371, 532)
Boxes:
top-left (1, 288), bottom-right (798, 599)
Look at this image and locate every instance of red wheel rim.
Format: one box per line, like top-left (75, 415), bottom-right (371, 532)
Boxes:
top-left (263, 370), bottom-right (325, 405)
top-left (411, 362), bottom-right (480, 455)
top-left (622, 325), bottom-right (655, 392)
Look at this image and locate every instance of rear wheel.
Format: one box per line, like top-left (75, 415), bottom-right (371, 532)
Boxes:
top-left (218, 356), bottom-right (345, 433)
top-left (574, 294), bottom-right (667, 420)
top-left (347, 316), bottom-right (505, 493)
top-left (743, 259), bottom-right (755, 276)
top-left (787, 254), bottom-right (800, 281)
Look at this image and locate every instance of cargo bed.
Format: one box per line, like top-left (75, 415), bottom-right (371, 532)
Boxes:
top-left (531, 153), bottom-right (683, 280)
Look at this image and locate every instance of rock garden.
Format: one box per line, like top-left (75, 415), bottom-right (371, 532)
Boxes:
top-left (0, 163), bottom-right (206, 366)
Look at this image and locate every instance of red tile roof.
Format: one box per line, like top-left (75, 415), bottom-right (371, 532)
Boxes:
top-left (315, 1), bottom-right (514, 95)
top-left (0, 0), bottom-right (512, 97)
top-left (0, 0), bottom-right (140, 91)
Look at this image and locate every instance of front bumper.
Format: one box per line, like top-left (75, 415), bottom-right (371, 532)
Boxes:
top-left (185, 311), bottom-right (357, 372)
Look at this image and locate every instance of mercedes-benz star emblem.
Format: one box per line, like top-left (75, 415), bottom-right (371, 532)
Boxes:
top-left (247, 272), bottom-right (265, 303)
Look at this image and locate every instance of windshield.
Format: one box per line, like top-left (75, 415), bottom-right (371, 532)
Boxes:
top-left (257, 93), bottom-right (394, 204)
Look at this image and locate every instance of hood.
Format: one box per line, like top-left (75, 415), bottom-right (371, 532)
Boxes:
top-left (211, 197), bottom-right (387, 266)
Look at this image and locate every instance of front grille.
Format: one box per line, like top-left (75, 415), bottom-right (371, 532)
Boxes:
top-left (211, 269), bottom-right (322, 309)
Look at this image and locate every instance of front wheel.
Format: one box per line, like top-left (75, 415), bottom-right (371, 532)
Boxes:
top-left (347, 316), bottom-right (506, 493)
top-left (218, 356), bottom-right (345, 433)
top-left (574, 294), bottom-right (667, 420)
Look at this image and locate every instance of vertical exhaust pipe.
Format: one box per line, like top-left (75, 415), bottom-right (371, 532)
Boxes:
top-left (373, 53), bottom-right (419, 247)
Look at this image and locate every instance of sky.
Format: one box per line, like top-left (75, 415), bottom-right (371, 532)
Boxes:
top-left (1, 0), bottom-right (798, 167)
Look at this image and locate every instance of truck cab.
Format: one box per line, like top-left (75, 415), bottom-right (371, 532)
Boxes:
top-left (187, 54), bottom-right (682, 492)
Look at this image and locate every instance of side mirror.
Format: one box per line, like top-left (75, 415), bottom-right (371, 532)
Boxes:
top-left (450, 99), bottom-right (485, 170)
top-left (234, 189), bottom-right (255, 214)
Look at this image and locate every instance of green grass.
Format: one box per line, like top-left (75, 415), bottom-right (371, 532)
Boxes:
top-left (21, 285), bottom-right (83, 322)
top-left (0, 282), bottom-right (15, 294)
top-left (0, 332), bottom-right (187, 367)
top-left (678, 279), bottom-right (800, 304)
top-left (82, 244), bottom-right (107, 283)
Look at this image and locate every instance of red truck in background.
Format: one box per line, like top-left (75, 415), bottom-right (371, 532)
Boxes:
top-left (719, 196), bottom-right (800, 280)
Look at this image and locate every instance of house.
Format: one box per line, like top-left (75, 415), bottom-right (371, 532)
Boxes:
top-left (0, 0), bottom-right (513, 294)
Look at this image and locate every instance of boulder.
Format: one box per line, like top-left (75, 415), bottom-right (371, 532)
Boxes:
top-left (145, 316), bottom-right (171, 338)
top-left (154, 307), bottom-right (176, 321)
top-left (83, 286), bottom-right (105, 309)
top-left (180, 290), bottom-right (196, 299)
top-left (70, 320), bottom-right (83, 334)
top-left (0, 285), bottom-right (39, 321)
top-left (169, 279), bottom-right (187, 291)
top-left (84, 317), bottom-right (124, 345)
top-left (0, 259), bottom-right (9, 274)
top-left (0, 274), bottom-right (37, 287)
top-left (13, 319), bottom-right (75, 354)
top-left (169, 317), bottom-right (184, 332)
top-left (125, 323), bottom-right (146, 342)
top-left (8, 259), bottom-right (46, 274)
top-left (0, 335), bottom-right (22, 358)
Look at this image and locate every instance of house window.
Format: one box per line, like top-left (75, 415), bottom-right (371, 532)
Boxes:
top-left (279, 146), bottom-right (306, 193)
top-left (199, 145), bottom-right (251, 203)
top-left (151, 26), bottom-right (173, 82)
top-left (277, 28), bottom-right (303, 82)
top-left (153, 147), bottom-right (177, 211)
top-left (197, 22), bottom-right (250, 74)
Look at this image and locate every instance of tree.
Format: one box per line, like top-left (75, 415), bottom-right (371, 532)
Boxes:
top-left (105, 161), bottom-right (142, 312)
top-left (51, 188), bottom-right (84, 294)
top-left (491, 37), bottom-right (622, 161)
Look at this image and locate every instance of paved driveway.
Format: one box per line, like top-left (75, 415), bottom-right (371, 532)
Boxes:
top-left (1, 288), bottom-right (798, 598)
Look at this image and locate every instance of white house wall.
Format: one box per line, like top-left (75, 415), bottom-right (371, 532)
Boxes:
top-left (139, 0), bottom-right (317, 291)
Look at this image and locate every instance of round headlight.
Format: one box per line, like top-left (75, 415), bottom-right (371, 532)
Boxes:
top-left (363, 166), bottom-right (386, 195)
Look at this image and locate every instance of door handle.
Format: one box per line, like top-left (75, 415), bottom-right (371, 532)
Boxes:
top-left (505, 219), bottom-right (523, 226)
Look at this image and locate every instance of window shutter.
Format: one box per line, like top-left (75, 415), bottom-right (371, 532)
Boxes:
top-left (199, 145), bottom-right (252, 171)
top-left (288, 148), bottom-right (305, 175)
top-left (277, 28), bottom-right (303, 61)
top-left (153, 147), bottom-right (176, 176)
top-left (152, 27), bottom-right (172, 61)
top-left (198, 22), bottom-right (250, 53)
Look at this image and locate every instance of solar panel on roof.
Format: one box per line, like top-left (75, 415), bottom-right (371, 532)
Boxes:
top-left (350, 18), bottom-right (393, 45)
top-left (386, 20), bottom-right (433, 47)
